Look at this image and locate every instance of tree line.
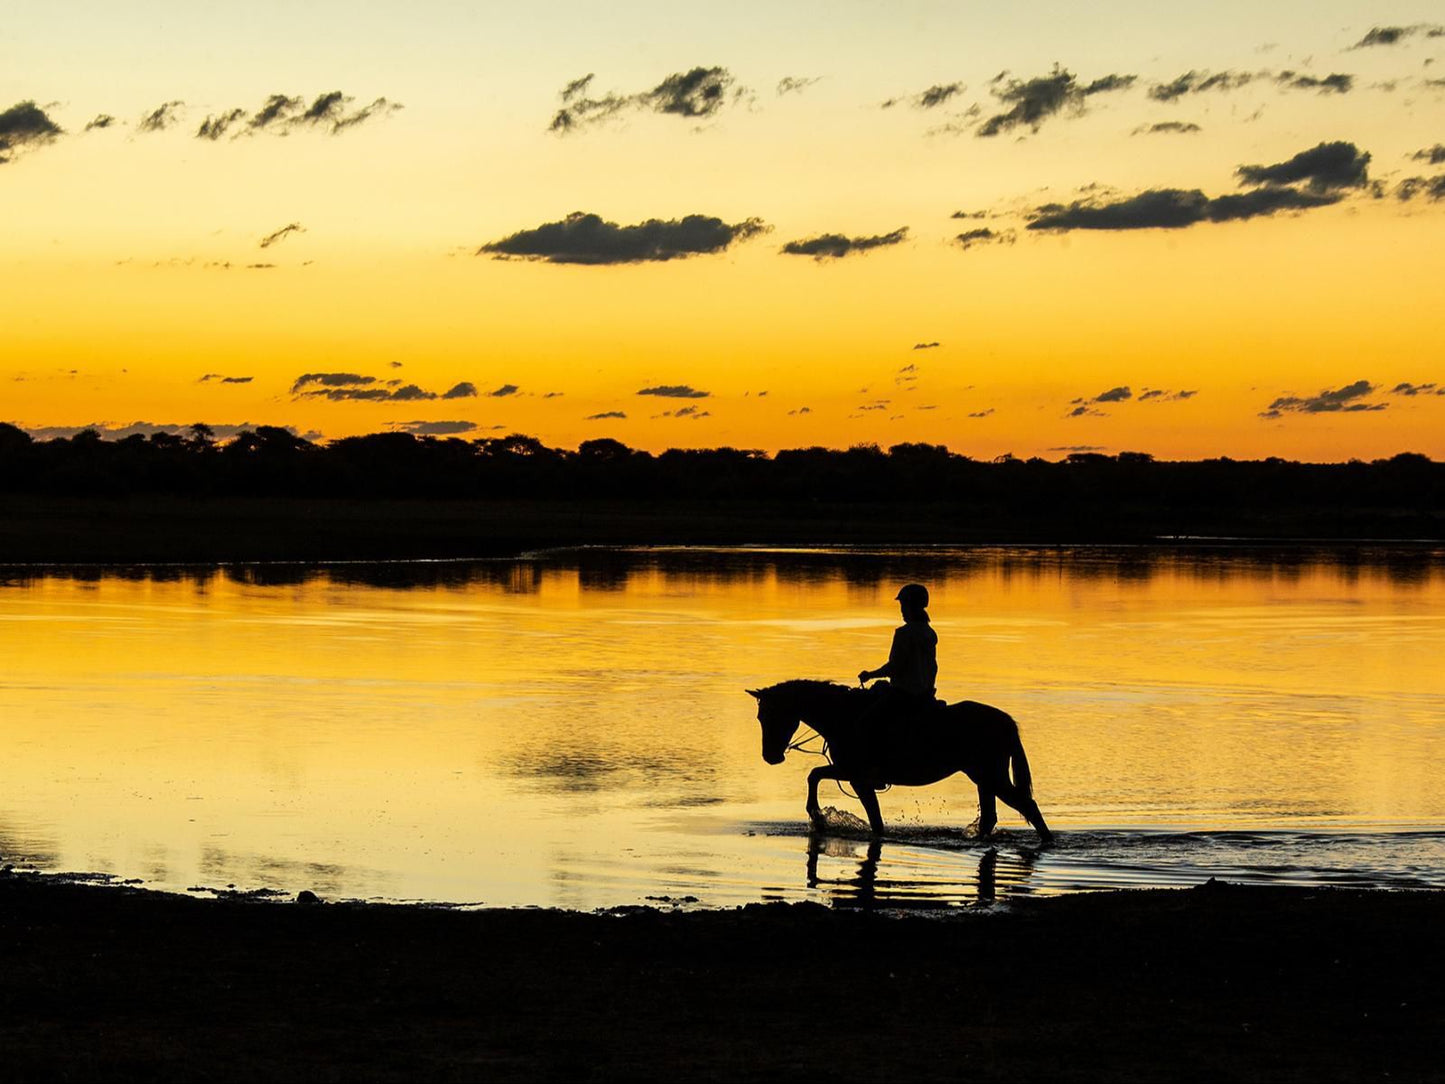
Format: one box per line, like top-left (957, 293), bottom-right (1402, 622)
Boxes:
top-left (0, 423), bottom-right (1440, 526)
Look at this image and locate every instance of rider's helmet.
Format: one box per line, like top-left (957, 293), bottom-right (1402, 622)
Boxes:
top-left (894, 583), bottom-right (929, 609)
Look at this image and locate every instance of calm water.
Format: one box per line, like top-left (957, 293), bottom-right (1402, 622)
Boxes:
top-left (2, 546), bottom-right (1443, 909)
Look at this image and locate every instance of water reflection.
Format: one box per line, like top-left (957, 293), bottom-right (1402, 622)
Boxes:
top-left (1, 544), bottom-right (1443, 907)
top-left (802, 831), bottom-right (1045, 909)
top-left (2, 543), bottom-right (1444, 593)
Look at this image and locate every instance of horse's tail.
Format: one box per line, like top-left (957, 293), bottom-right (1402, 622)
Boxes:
top-left (1007, 718), bottom-right (1034, 800)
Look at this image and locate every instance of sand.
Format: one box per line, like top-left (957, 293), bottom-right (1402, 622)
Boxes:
top-left (1, 872), bottom-right (1440, 1081)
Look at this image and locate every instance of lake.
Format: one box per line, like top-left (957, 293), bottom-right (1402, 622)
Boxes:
top-left (2, 545), bottom-right (1443, 909)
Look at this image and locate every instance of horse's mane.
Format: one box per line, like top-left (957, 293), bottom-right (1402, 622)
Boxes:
top-left (758, 679), bottom-right (869, 705)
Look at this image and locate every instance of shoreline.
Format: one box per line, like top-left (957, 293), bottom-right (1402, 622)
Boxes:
top-left (2, 870), bottom-right (1441, 1080)
top-left (2, 495), bottom-right (1442, 563)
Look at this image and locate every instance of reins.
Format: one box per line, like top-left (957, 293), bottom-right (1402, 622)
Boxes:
top-left (786, 727), bottom-right (828, 756)
top-left (783, 721), bottom-right (892, 798)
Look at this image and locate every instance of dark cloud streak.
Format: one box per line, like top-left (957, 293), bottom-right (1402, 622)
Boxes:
top-left (976, 65), bottom-right (1135, 138)
top-left (550, 66), bottom-right (739, 133)
top-left (0, 100), bottom-right (62, 163)
top-left (480, 212), bottom-right (767, 265)
top-left (780, 227), bottom-right (908, 260)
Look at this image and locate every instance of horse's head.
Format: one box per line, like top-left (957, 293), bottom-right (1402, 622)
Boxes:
top-left (746, 686), bottom-right (800, 765)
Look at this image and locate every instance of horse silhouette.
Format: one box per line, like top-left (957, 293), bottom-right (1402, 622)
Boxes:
top-left (748, 680), bottom-right (1053, 843)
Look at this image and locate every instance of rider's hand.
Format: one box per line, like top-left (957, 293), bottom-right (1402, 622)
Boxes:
top-left (858, 669), bottom-right (871, 685)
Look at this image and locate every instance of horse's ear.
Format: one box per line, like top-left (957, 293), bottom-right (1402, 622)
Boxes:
top-left (745, 688), bottom-right (762, 699)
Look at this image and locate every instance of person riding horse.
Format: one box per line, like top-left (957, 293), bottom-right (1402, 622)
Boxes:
top-left (857, 583), bottom-right (939, 729)
top-left (751, 581), bottom-right (1053, 840)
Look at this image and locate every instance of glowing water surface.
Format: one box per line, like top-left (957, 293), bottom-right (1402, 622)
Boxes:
top-left (2, 546), bottom-right (1443, 909)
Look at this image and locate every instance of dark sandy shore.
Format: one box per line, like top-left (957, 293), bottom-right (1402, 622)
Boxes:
top-left (1, 873), bottom-right (1441, 1082)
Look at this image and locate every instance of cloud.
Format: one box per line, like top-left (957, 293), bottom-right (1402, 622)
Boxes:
top-left (1412, 144), bottom-right (1445, 164)
top-left (443, 382), bottom-right (479, 399)
top-left (1259, 379), bottom-right (1386, 417)
top-left (248, 94), bottom-right (302, 131)
top-left (550, 66), bottom-right (740, 133)
top-left (1351, 25), bottom-right (1444, 48)
top-left (292, 372), bottom-right (376, 393)
top-left (246, 263), bottom-right (277, 270)
top-left (913, 342), bottom-right (941, 350)
top-left (196, 108), bottom-right (246, 140)
top-left (198, 374), bottom-right (253, 384)
top-left (22, 421), bottom-right (288, 442)
top-left (304, 92), bottom-right (401, 133)
top-left (1064, 385), bottom-right (1137, 416)
top-left (776, 76), bottom-right (821, 96)
top-left (1137, 387), bottom-right (1197, 401)
top-left (1275, 71), bottom-right (1353, 94)
top-left (485, 383), bottom-right (519, 397)
top-left (1029, 182), bottom-right (1342, 232)
top-left (84, 114), bottom-right (116, 131)
top-left (0, 100), bottom-right (63, 163)
top-left (195, 92), bottom-right (399, 140)
top-left (637, 385), bottom-right (709, 398)
top-left (1148, 70), bottom-right (1258, 101)
top-left (1133, 121), bottom-right (1201, 135)
top-left (1391, 382), bottom-right (1442, 396)
top-left (259, 222), bottom-right (305, 249)
top-left (787, 407), bottom-right (811, 415)
top-left (656, 405), bottom-right (710, 419)
top-left (780, 227), bottom-right (908, 260)
top-left (585, 411), bottom-right (627, 420)
top-left (1049, 444), bottom-right (1106, 452)
top-left (397, 420), bottom-right (478, 436)
top-left (967, 409), bottom-right (995, 418)
top-left (388, 384), bottom-right (435, 401)
top-left (884, 82), bottom-right (965, 109)
top-left (1395, 175), bottom-right (1445, 200)
top-left (1236, 141), bottom-right (1370, 191)
top-left (294, 380), bottom-right (449, 402)
top-left (138, 100), bottom-right (184, 133)
top-left (480, 211), bottom-right (767, 264)
top-left (951, 210), bottom-right (987, 220)
top-left (977, 65), bottom-right (1135, 138)
top-left (955, 227), bottom-right (1016, 250)
top-left (1206, 185), bottom-right (1346, 219)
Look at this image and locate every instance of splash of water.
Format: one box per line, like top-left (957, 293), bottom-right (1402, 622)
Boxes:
top-left (814, 806), bottom-right (872, 834)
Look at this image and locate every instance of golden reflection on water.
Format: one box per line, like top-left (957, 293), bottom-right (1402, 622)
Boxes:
top-left (1, 547), bottom-right (1442, 907)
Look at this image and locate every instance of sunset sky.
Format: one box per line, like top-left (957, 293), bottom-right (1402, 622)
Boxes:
top-left (3, 0), bottom-right (1444, 459)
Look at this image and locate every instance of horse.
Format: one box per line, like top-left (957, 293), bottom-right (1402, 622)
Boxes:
top-left (747, 680), bottom-right (1053, 843)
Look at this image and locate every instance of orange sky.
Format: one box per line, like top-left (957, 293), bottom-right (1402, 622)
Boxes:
top-left (2, 1), bottom-right (1443, 459)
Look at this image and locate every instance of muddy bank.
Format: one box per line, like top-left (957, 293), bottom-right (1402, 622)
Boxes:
top-left (1, 873), bottom-right (1440, 1081)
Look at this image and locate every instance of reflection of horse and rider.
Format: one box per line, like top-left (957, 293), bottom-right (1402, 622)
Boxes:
top-left (749, 583), bottom-right (1053, 843)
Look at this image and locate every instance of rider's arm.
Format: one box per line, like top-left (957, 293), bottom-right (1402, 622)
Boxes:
top-left (860, 628), bottom-right (906, 683)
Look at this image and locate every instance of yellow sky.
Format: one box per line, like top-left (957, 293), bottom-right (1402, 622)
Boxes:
top-left (2, 1), bottom-right (1443, 458)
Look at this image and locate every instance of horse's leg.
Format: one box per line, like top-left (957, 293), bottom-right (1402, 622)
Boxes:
top-left (976, 783), bottom-right (998, 838)
top-left (990, 779), bottom-right (1055, 844)
top-left (853, 783), bottom-right (885, 836)
top-left (806, 765), bottom-right (843, 828)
